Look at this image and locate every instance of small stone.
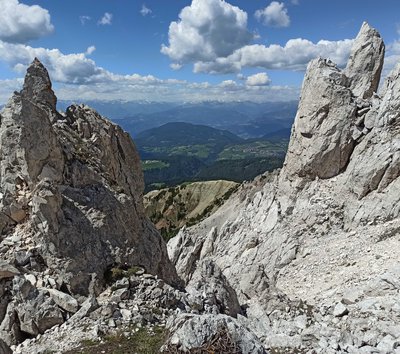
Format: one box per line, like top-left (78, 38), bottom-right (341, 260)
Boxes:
top-left (333, 303), bottom-right (349, 317)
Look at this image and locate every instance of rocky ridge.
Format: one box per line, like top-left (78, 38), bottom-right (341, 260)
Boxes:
top-left (0, 58), bottom-right (179, 350)
top-left (167, 22), bottom-right (400, 353)
top-left (1, 21), bottom-right (400, 354)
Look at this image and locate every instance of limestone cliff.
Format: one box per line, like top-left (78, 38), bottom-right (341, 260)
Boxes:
top-left (0, 58), bottom-right (179, 346)
top-left (167, 22), bottom-right (400, 352)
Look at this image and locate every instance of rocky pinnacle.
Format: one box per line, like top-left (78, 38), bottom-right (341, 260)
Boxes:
top-left (345, 22), bottom-right (385, 99)
top-left (21, 58), bottom-right (57, 109)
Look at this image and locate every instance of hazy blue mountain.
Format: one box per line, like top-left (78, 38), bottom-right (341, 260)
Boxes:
top-left (56, 100), bottom-right (297, 139)
top-left (58, 100), bottom-right (179, 119)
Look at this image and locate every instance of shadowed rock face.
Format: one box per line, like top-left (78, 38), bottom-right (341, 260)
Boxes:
top-left (0, 59), bottom-right (179, 295)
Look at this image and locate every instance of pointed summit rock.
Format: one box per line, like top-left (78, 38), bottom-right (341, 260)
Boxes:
top-left (282, 22), bottom-right (386, 180)
top-left (282, 57), bottom-right (356, 180)
top-left (21, 58), bottom-right (57, 109)
top-left (0, 60), bottom-right (179, 305)
top-left (345, 22), bottom-right (385, 99)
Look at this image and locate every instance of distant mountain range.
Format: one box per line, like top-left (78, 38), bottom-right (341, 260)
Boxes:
top-left (58, 100), bottom-right (298, 139)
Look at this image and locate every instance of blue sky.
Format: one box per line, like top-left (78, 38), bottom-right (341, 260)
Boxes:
top-left (0, 0), bottom-right (399, 103)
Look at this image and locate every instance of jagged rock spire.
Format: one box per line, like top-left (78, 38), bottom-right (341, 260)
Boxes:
top-left (345, 22), bottom-right (385, 99)
top-left (21, 57), bottom-right (57, 109)
top-left (282, 22), bottom-right (386, 181)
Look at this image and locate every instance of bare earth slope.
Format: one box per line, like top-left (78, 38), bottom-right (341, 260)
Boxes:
top-left (144, 180), bottom-right (238, 237)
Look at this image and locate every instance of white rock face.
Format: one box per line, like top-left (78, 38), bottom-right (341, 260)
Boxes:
top-left (0, 59), bottom-right (180, 347)
top-left (345, 22), bottom-right (385, 99)
top-left (168, 22), bottom-right (400, 352)
top-left (0, 59), bottom-right (178, 292)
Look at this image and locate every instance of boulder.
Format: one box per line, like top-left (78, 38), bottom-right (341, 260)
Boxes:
top-left (47, 289), bottom-right (79, 313)
top-left (186, 259), bottom-right (241, 317)
top-left (163, 314), bottom-right (267, 354)
top-left (0, 261), bottom-right (19, 280)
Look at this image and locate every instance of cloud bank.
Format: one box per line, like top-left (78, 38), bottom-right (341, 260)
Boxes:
top-left (161, 0), bottom-right (353, 74)
top-left (0, 0), bottom-right (53, 43)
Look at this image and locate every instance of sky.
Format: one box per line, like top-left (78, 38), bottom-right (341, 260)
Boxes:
top-left (0, 0), bottom-right (400, 103)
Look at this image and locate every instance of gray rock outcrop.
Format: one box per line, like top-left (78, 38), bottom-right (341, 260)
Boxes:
top-left (0, 58), bottom-right (178, 292)
top-left (345, 21), bottom-right (385, 99)
top-left (168, 22), bottom-right (400, 353)
top-left (0, 59), bottom-right (180, 347)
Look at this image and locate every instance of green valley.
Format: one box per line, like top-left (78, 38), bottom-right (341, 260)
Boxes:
top-left (136, 122), bottom-right (288, 190)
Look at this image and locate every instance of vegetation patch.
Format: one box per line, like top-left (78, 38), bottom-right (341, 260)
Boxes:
top-left (104, 265), bottom-right (144, 284)
top-left (66, 326), bottom-right (167, 354)
top-left (163, 327), bottom-right (242, 354)
top-left (142, 160), bottom-right (170, 171)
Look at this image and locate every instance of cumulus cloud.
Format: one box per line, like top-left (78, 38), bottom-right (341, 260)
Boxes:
top-left (255, 1), bottom-right (290, 28)
top-left (140, 4), bottom-right (152, 17)
top-left (98, 13), bottom-right (113, 26)
top-left (383, 39), bottom-right (400, 77)
top-left (80, 16), bottom-right (91, 25)
top-left (194, 38), bottom-right (354, 74)
top-left (0, 78), bottom-right (23, 103)
top-left (161, 0), bottom-right (253, 63)
top-left (219, 80), bottom-right (238, 89)
top-left (0, 0), bottom-right (54, 43)
top-left (170, 63), bottom-right (183, 70)
top-left (0, 46), bottom-right (300, 104)
top-left (85, 46), bottom-right (96, 55)
top-left (246, 72), bottom-right (271, 86)
top-left (0, 40), bottom-right (109, 84)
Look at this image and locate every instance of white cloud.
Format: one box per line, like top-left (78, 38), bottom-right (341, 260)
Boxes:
top-left (140, 4), bottom-right (152, 17)
top-left (255, 1), bottom-right (290, 28)
top-left (246, 72), bottom-right (271, 86)
top-left (383, 39), bottom-right (400, 78)
top-left (80, 16), bottom-right (91, 25)
top-left (170, 63), bottom-right (183, 70)
top-left (219, 80), bottom-right (238, 89)
top-left (291, 0), bottom-right (299, 5)
top-left (194, 38), bottom-right (354, 74)
top-left (86, 46), bottom-right (96, 55)
top-left (0, 78), bottom-right (23, 103)
top-left (0, 0), bottom-right (54, 43)
top-left (98, 12), bottom-right (113, 26)
top-left (162, 0), bottom-right (350, 74)
top-left (161, 0), bottom-right (253, 64)
top-left (0, 40), bottom-right (108, 84)
top-left (57, 82), bottom-right (299, 104)
top-left (0, 47), bottom-right (300, 104)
